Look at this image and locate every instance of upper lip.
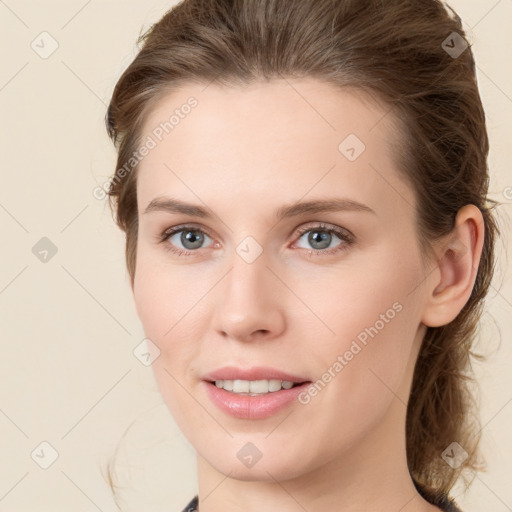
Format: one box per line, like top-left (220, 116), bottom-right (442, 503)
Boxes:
top-left (202, 366), bottom-right (310, 383)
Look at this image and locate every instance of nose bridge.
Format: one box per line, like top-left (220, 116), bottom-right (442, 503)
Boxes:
top-left (224, 245), bottom-right (271, 310)
top-left (213, 242), bottom-right (284, 340)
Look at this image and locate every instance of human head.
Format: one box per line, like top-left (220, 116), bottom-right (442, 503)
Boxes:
top-left (104, 0), bottom-right (500, 498)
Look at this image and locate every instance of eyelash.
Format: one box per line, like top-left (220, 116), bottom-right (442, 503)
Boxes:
top-left (157, 223), bottom-right (355, 258)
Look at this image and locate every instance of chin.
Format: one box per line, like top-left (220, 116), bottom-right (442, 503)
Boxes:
top-left (202, 445), bottom-right (310, 483)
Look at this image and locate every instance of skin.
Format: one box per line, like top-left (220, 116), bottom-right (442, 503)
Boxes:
top-left (132, 78), bottom-right (484, 512)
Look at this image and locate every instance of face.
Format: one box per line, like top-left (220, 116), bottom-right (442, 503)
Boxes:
top-left (133, 78), bottom-right (430, 482)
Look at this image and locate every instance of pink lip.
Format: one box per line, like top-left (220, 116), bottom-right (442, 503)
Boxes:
top-left (203, 381), bottom-right (311, 420)
top-left (201, 366), bottom-right (311, 420)
top-left (201, 366), bottom-right (309, 383)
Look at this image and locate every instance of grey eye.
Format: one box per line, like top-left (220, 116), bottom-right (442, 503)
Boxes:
top-left (169, 229), bottom-right (212, 250)
top-left (296, 229), bottom-right (342, 251)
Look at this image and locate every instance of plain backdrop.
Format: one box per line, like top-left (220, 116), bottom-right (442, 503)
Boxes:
top-left (1, 1), bottom-right (511, 511)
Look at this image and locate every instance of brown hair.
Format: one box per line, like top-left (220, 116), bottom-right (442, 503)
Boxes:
top-left (104, 0), bottom-right (502, 502)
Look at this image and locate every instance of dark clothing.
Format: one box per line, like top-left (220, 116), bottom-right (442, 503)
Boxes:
top-left (181, 481), bottom-right (462, 512)
top-left (414, 479), bottom-right (463, 512)
top-left (181, 495), bottom-right (198, 512)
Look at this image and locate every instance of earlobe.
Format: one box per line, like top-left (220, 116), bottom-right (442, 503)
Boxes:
top-left (421, 204), bottom-right (485, 328)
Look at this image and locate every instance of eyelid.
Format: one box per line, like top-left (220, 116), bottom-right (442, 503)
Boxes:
top-left (292, 221), bottom-right (354, 241)
top-left (158, 222), bottom-right (215, 241)
top-left (160, 221), bottom-right (353, 240)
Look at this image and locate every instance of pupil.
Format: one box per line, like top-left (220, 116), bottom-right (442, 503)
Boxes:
top-left (309, 230), bottom-right (330, 249)
top-left (182, 230), bottom-right (203, 249)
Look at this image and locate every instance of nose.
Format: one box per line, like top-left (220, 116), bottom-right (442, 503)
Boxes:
top-left (212, 249), bottom-right (286, 343)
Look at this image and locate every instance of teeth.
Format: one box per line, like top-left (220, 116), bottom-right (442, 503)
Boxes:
top-left (214, 379), bottom-right (297, 394)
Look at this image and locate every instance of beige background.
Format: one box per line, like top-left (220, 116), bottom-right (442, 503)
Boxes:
top-left (1, 1), bottom-right (511, 511)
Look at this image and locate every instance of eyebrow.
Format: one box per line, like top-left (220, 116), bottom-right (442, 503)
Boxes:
top-left (143, 196), bottom-right (376, 220)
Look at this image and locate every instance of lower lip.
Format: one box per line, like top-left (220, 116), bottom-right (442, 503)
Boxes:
top-left (203, 381), bottom-right (311, 420)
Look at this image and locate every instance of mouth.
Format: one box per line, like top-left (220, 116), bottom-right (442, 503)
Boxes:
top-left (205, 378), bottom-right (310, 396)
top-left (200, 366), bottom-right (312, 419)
top-left (201, 366), bottom-right (311, 395)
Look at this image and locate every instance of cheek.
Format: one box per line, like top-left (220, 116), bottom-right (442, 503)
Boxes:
top-left (133, 254), bottom-right (191, 338)
top-left (133, 260), bottom-right (205, 429)
top-left (293, 278), bottom-right (419, 449)
top-left (133, 254), bottom-right (209, 370)
top-left (299, 250), bottom-right (423, 388)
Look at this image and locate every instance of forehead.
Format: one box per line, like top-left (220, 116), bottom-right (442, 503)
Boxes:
top-left (136, 78), bottom-right (414, 220)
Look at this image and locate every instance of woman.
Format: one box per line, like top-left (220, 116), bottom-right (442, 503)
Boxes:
top-left (104, 0), bottom-right (501, 510)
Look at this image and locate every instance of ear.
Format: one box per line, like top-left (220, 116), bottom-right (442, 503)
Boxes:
top-left (421, 204), bottom-right (485, 328)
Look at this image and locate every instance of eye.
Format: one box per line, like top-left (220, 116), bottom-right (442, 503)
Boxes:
top-left (157, 222), bottom-right (354, 257)
top-left (293, 223), bottom-right (354, 256)
top-left (158, 225), bottom-right (214, 256)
